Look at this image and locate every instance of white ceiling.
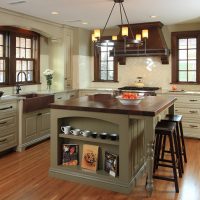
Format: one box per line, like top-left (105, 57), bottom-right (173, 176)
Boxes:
top-left (0, 0), bottom-right (200, 29)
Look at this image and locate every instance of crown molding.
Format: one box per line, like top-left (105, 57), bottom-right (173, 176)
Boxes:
top-left (0, 7), bottom-right (74, 30)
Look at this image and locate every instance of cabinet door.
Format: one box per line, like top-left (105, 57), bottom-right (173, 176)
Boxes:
top-left (65, 30), bottom-right (73, 89)
top-left (55, 93), bottom-right (68, 101)
top-left (23, 114), bottom-right (37, 142)
top-left (37, 112), bottom-right (50, 136)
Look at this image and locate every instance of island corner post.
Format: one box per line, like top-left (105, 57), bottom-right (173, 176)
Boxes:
top-left (49, 94), bottom-right (176, 196)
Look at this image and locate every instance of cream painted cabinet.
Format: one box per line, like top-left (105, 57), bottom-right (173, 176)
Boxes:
top-left (19, 108), bottom-right (50, 151)
top-left (0, 101), bottom-right (18, 152)
top-left (54, 90), bottom-right (78, 102)
top-left (162, 93), bottom-right (200, 138)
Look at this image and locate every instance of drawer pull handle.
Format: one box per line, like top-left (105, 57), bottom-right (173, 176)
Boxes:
top-left (57, 97), bottom-right (62, 99)
top-left (189, 99), bottom-right (198, 102)
top-left (0, 121), bottom-right (7, 125)
top-left (0, 106), bottom-right (13, 110)
top-left (0, 139), bottom-right (7, 143)
top-left (37, 113), bottom-right (42, 116)
top-left (189, 125), bottom-right (198, 128)
top-left (189, 110), bottom-right (198, 114)
top-left (175, 109), bottom-right (178, 112)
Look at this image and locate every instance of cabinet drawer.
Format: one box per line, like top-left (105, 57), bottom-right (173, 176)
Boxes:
top-left (0, 131), bottom-right (17, 152)
top-left (175, 107), bottom-right (200, 117)
top-left (0, 116), bottom-right (16, 132)
top-left (0, 102), bottom-right (17, 116)
top-left (175, 96), bottom-right (200, 104)
top-left (182, 122), bottom-right (200, 138)
top-left (55, 93), bottom-right (68, 101)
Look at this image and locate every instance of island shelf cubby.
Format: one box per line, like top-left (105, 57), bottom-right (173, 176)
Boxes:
top-left (57, 116), bottom-right (119, 178)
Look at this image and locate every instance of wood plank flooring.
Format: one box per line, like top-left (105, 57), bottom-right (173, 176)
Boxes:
top-left (0, 138), bottom-right (200, 200)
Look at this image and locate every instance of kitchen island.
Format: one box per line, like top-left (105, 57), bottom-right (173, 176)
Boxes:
top-left (49, 94), bottom-right (176, 196)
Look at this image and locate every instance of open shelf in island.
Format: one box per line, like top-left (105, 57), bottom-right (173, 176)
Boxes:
top-left (59, 133), bottom-right (119, 146)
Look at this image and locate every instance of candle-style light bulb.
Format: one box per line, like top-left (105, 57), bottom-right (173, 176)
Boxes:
top-left (92, 34), bottom-right (97, 42)
top-left (112, 36), bottom-right (117, 41)
top-left (122, 27), bottom-right (128, 37)
top-left (136, 34), bottom-right (141, 41)
top-left (142, 29), bottom-right (148, 39)
top-left (94, 29), bottom-right (101, 38)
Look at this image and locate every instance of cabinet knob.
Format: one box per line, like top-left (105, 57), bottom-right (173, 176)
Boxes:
top-left (0, 138), bottom-right (7, 143)
top-left (189, 125), bottom-right (198, 128)
top-left (189, 110), bottom-right (198, 114)
top-left (0, 121), bottom-right (7, 125)
top-left (0, 106), bottom-right (13, 110)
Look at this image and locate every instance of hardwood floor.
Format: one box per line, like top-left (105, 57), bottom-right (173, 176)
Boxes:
top-left (0, 138), bottom-right (200, 200)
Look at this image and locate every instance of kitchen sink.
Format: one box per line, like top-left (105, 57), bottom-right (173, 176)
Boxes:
top-left (19, 93), bottom-right (54, 112)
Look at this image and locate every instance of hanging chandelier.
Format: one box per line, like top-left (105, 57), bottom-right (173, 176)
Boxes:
top-left (91, 0), bottom-right (149, 56)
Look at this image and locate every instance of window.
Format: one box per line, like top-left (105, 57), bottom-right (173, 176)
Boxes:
top-left (94, 41), bottom-right (118, 82)
top-left (0, 26), bottom-right (40, 86)
top-left (16, 36), bottom-right (34, 82)
top-left (171, 31), bottom-right (200, 84)
top-left (0, 32), bottom-right (8, 84)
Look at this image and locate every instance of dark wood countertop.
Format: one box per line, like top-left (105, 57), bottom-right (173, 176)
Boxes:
top-left (50, 94), bottom-right (176, 116)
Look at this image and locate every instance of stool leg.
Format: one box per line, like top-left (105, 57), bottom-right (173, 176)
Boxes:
top-left (179, 121), bottom-right (187, 163)
top-left (154, 134), bottom-right (159, 172)
top-left (154, 133), bottom-right (162, 171)
top-left (161, 135), bottom-right (166, 159)
top-left (169, 134), bottom-right (179, 193)
top-left (173, 128), bottom-right (182, 178)
top-left (175, 122), bottom-right (184, 174)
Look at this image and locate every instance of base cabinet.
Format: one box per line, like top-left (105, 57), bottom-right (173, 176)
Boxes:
top-left (18, 108), bottom-right (50, 151)
top-left (162, 93), bottom-right (200, 138)
top-left (0, 101), bottom-right (18, 152)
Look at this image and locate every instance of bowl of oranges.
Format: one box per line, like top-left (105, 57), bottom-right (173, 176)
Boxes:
top-left (116, 92), bottom-right (144, 105)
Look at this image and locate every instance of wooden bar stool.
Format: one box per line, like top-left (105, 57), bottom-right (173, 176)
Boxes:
top-left (153, 120), bottom-right (180, 193)
top-left (160, 114), bottom-right (187, 176)
top-left (165, 114), bottom-right (187, 163)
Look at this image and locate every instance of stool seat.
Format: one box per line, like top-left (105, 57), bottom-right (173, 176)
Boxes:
top-left (155, 121), bottom-right (176, 133)
top-left (165, 114), bottom-right (182, 122)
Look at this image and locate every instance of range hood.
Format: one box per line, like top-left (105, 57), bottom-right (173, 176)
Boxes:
top-left (111, 21), bottom-right (170, 65)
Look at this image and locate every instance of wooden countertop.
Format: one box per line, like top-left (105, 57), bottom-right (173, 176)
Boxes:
top-left (50, 94), bottom-right (176, 116)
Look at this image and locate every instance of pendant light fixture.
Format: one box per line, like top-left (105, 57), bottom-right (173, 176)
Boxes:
top-left (92, 0), bottom-right (149, 55)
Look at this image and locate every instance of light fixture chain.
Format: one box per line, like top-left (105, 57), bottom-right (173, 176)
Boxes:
top-left (121, 3), bottom-right (134, 39)
top-left (102, 2), bottom-right (116, 37)
top-left (119, 3), bottom-right (123, 25)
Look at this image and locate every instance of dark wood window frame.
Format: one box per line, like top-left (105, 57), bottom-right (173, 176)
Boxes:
top-left (0, 31), bottom-right (9, 85)
top-left (93, 39), bottom-right (118, 82)
top-left (171, 30), bottom-right (200, 84)
top-left (0, 26), bottom-right (40, 87)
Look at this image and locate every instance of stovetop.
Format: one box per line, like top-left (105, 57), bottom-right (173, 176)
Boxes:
top-left (118, 86), bottom-right (160, 91)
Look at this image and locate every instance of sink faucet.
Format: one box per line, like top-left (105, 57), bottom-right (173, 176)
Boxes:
top-left (16, 71), bottom-right (27, 94)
